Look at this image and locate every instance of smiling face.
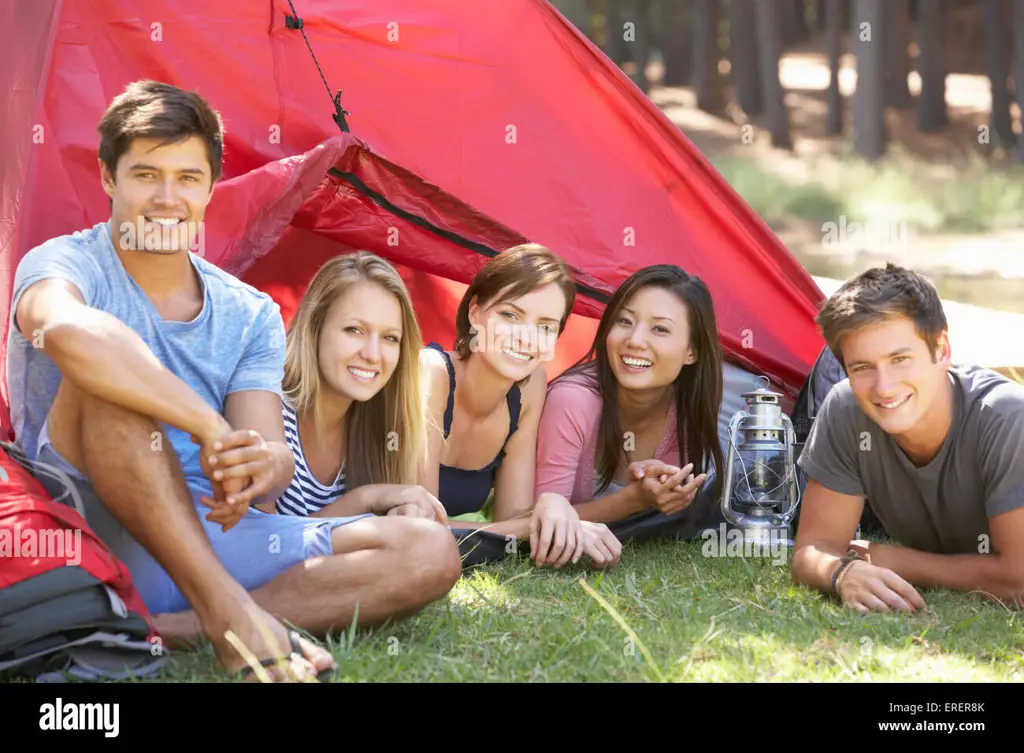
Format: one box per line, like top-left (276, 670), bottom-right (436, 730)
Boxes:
top-left (317, 281), bottom-right (404, 403)
top-left (605, 285), bottom-right (696, 391)
top-left (467, 283), bottom-right (568, 381)
top-left (841, 315), bottom-right (951, 440)
top-left (101, 135), bottom-right (214, 254)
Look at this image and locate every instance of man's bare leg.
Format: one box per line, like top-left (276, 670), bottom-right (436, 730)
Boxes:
top-left (45, 379), bottom-right (332, 680)
top-left (154, 515), bottom-right (463, 642)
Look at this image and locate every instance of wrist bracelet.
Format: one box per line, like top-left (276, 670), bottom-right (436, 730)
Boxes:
top-left (834, 559), bottom-right (860, 592)
top-left (829, 551), bottom-right (865, 594)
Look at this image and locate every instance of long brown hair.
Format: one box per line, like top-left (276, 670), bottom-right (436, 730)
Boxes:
top-left (553, 265), bottom-right (724, 495)
top-left (283, 252), bottom-right (427, 490)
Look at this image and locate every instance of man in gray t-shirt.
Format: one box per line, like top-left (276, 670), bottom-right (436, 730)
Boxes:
top-left (792, 264), bottom-right (1024, 613)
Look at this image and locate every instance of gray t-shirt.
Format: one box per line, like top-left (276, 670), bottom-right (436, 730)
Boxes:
top-left (797, 364), bottom-right (1024, 554)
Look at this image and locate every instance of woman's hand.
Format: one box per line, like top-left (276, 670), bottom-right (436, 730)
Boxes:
top-left (579, 521), bottom-right (622, 569)
top-left (529, 493), bottom-right (585, 568)
top-left (631, 461), bottom-right (707, 516)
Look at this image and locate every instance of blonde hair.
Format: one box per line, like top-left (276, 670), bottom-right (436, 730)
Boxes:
top-left (282, 252), bottom-right (427, 489)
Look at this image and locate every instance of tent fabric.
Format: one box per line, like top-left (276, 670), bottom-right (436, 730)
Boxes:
top-left (0, 0), bottom-right (826, 443)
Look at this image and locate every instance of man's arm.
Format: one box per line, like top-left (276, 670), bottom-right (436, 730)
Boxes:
top-left (790, 383), bottom-right (866, 590)
top-left (792, 480), bottom-right (926, 612)
top-left (790, 384), bottom-right (924, 612)
top-left (208, 302), bottom-right (292, 514)
top-left (861, 507), bottom-right (1024, 606)
top-left (219, 390), bottom-right (295, 512)
top-left (791, 479), bottom-right (869, 591)
top-left (17, 278), bottom-right (228, 444)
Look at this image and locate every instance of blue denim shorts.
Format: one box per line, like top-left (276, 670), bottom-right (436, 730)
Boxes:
top-left (34, 423), bottom-right (371, 615)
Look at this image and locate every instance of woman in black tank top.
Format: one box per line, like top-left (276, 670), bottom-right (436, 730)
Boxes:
top-left (419, 244), bottom-right (597, 567)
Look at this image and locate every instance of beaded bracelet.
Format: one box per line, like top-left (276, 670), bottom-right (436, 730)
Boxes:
top-left (829, 550), bottom-right (865, 594)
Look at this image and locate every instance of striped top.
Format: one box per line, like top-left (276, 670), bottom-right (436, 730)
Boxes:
top-left (275, 400), bottom-right (347, 516)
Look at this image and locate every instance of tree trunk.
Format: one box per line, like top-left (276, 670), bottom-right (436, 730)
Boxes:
top-left (816, 0), bottom-right (832, 35)
top-left (825, 0), bottom-right (845, 134)
top-left (556, 0), bottom-right (592, 38)
top-left (1015, 0), bottom-right (1024, 163)
top-left (915, 0), bottom-right (948, 132)
top-left (780, 0), bottom-right (810, 47)
top-left (851, 0), bottom-right (887, 160)
top-left (621, 0), bottom-right (652, 93)
top-left (693, 0), bottom-right (727, 114)
top-left (730, 0), bottom-right (763, 116)
top-left (603, 0), bottom-right (629, 65)
top-left (660, 0), bottom-right (693, 86)
top-left (982, 0), bottom-right (1015, 151)
top-left (756, 0), bottom-right (794, 148)
top-left (884, 0), bottom-right (912, 109)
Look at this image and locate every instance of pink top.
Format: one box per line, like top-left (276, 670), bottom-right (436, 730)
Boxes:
top-left (534, 370), bottom-right (682, 505)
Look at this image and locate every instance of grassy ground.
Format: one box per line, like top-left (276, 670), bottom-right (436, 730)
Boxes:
top-left (150, 537), bottom-right (1023, 683)
top-left (707, 148), bottom-right (1024, 236)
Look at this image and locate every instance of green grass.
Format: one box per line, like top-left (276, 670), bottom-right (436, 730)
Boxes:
top-left (708, 148), bottom-right (1024, 235)
top-left (139, 539), bottom-right (1023, 683)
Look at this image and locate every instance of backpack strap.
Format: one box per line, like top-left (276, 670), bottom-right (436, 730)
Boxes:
top-left (426, 343), bottom-right (456, 439)
top-left (805, 347), bottom-right (828, 422)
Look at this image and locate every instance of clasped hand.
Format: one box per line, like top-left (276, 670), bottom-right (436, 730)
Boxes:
top-left (628, 459), bottom-right (707, 516)
top-left (378, 485), bottom-right (450, 525)
top-left (193, 429), bottom-right (276, 532)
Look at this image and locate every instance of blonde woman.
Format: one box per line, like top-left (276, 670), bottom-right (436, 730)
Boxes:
top-left (257, 252), bottom-right (448, 523)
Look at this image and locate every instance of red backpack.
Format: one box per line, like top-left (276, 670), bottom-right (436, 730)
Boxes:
top-left (0, 441), bottom-right (168, 681)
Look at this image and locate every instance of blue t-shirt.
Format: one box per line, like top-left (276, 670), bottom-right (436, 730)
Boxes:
top-left (5, 220), bottom-right (286, 500)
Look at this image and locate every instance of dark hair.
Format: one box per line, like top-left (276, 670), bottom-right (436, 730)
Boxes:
top-left (453, 243), bottom-right (576, 359)
top-left (553, 265), bottom-right (724, 497)
top-left (97, 80), bottom-right (225, 184)
top-left (816, 263), bottom-right (948, 370)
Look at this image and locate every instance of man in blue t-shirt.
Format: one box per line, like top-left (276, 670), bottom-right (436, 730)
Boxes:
top-left (6, 80), bottom-right (462, 681)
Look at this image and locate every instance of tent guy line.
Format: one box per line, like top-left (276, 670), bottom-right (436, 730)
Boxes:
top-left (285, 0), bottom-right (351, 134)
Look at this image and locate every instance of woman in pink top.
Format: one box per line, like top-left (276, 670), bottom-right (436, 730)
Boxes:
top-left (536, 264), bottom-right (725, 547)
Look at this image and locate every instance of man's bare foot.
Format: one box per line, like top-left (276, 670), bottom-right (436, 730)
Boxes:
top-left (195, 601), bottom-right (337, 682)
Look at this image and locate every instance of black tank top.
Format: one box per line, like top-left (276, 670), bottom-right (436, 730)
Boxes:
top-left (426, 343), bottom-right (521, 517)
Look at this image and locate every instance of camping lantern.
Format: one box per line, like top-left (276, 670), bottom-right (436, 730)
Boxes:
top-left (719, 377), bottom-right (800, 546)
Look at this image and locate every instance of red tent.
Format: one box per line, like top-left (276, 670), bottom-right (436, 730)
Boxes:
top-left (0, 0), bottom-right (826, 442)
